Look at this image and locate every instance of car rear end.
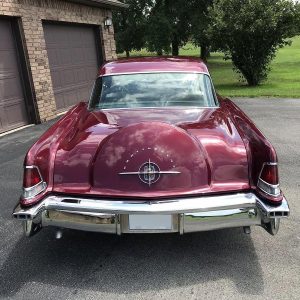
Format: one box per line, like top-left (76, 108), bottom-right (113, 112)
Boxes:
top-left (12, 58), bottom-right (290, 237)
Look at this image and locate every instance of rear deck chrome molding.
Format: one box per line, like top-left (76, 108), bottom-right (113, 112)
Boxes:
top-left (12, 193), bottom-right (289, 236)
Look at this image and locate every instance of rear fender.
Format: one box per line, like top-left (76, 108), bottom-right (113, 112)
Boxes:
top-left (21, 102), bottom-right (88, 206)
top-left (222, 99), bottom-right (282, 203)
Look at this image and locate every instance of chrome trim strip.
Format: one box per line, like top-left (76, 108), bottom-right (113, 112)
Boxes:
top-left (257, 179), bottom-right (281, 197)
top-left (258, 178), bottom-right (280, 189)
top-left (264, 162), bottom-right (278, 166)
top-left (119, 171), bottom-right (181, 175)
top-left (23, 181), bottom-right (44, 192)
top-left (22, 182), bottom-right (47, 199)
top-left (100, 106), bottom-right (218, 111)
top-left (119, 159), bottom-right (181, 186)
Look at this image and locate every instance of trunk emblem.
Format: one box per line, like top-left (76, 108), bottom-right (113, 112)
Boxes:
top-left (119, 159), bottom-right (181, 186)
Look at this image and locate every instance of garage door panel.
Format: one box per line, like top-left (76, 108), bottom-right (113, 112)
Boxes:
top-left (85, 50), bottom-right (98, 64)
top-left (0, 75), bottom-right (23, 99)
top-left (52, 66), bottom-right (94, 90)
top-left (0, 21), bottom-right (14, 47)
top-left (45, 48), bottom-right (58, 66)
top-left (63, 69), bottom-right (75, 86)
top-left (0, 19), bottom-right (28, 133)
top-left (78, 66), bottom-right (95, 82)
top-left (0, 103), bottom-right (27, 130)
top-left (65, 91), bottom-right (79, 107)
top-left (44, 22), bottom-right (99, 111)
top-left (57, 90), bottom-right (78, 109)
top-left (76, 69), bottom-right (87, 82)
top-left (86, 65), bottom-right (97, 80)
top-left (5, 101), bottom-right (27, 124)
top-left (50, 69), bottom-right (61, 88)
top-left (72, 48), bottom-right (83, 63)
top-left (54, 92), bottom-right (66, 110)
top-left (0, 50), bottom-right (20, 71)
top-left (54, 81), bottom-right (92, 109)
top-left (79, 87), bottom-right (91, 102)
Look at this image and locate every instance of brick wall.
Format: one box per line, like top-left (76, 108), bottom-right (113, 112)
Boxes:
top-left (0, 0), bottom-right (117, 122)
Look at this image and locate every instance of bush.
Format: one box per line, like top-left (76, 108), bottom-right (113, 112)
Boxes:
top-left (208, 0), bottom-right (298, 86)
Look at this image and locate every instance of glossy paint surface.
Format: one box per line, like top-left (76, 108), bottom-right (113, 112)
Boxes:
top-left (21, 57), bottom-right (282, 205)
top-left (99, 57), bottom-right (209, 76)
top-left (222, 99), bottom-right (282, 203)
top-left (52, 103), bottom-right (249, 198)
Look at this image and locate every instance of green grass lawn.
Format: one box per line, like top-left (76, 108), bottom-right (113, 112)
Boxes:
top-left (118, 36), bottom-right (300, 98)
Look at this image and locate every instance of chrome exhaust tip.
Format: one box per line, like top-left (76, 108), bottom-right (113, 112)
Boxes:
top-left (23, 220), bottom-right (42, 237)
top-left (268, 211), bottom-right (289, 218)
top-left (263, 218), bottom-right (280, 236)
top-left (13, 213), bottom-right (32, 220)
top-left (256, 198), bottom-right (290, 219)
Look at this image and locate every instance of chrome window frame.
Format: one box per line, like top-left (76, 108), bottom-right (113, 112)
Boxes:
top-left (88, 71), bottom-right (219, 110)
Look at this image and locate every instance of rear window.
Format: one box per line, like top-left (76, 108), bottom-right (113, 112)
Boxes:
top-left (89, 72), bottom-right (218, 109)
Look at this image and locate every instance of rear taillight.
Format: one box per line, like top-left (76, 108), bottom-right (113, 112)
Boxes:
top-left (22, 166), bottom-right (46, 199)
top-left (23, 166), bottom-right (42, 188)
top-left (260, 164), bottom-right (279, 185)
top-left (257, 163), bottom-right (280, 196)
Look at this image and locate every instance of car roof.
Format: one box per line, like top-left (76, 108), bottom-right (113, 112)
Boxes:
top-left (99, 57), bottom-right (209, 76)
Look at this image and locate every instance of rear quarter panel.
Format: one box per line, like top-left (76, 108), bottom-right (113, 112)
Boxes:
top-left (21, 102), bottom-right (88, 206)
top-left (221, 98), bottom-right (282, 203)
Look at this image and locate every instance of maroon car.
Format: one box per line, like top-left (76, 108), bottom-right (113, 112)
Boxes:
top-left (13, 57), bottom-right (289, 237)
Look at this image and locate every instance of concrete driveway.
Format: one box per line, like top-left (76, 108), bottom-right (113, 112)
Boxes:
top-left (0, 98), bottom-right (299, 300)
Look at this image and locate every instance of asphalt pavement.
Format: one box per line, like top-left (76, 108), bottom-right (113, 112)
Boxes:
top-left (0, 98), bottom-right (299, 300)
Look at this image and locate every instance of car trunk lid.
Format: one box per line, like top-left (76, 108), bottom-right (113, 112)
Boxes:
top-left (53, 107), bottom-right (249, 198)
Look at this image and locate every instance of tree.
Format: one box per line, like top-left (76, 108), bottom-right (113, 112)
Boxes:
top-left (145, 0), bottom-right (191, 56)
top-left (189, 0), bottom-right (214, 61)
top-left (113, 0), bottom-right (149, 57)
top-left (296, 2), bottom-right (300, 34)
top-left (145, 4), bottom-right (172, 55)
top-left (208, 0), bottom-right (299, 86)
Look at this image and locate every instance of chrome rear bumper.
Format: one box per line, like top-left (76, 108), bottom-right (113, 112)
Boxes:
top-left (12, 193), bottom-right (290, 236)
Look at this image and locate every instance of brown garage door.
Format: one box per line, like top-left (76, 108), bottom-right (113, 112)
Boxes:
top-left (43, 23), bottom-right (100, 111)
top-left (0, 19), bottom-right (28, 133)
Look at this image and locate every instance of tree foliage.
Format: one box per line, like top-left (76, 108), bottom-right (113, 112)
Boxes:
top-left (296, 2), bottom-right (300, 34)
top-left (113, 0), bottom-right (215, 57)
top-left (113, 0), bottom-right (149, 57)
top-left (189, 0), bottom-right (214, 61)
top-left (145, 4), bottom-right (172, 55)
top-left (145, 0), bottom-right (191, 56)
top-left (208, 0), bottom-right (299, 86)
top-left (113, 0), bottom-right (299, 83)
